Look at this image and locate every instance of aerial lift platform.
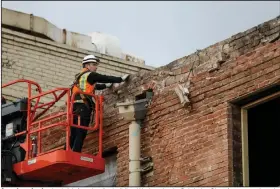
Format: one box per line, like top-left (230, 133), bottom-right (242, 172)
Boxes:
top-left (1, 79), bottom-right (105, 186)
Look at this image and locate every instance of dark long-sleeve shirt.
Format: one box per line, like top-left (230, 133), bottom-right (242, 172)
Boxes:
top-left (89, 72), bottom-right (123, 90)
top-left (95, 84), bottom-right (107, 90)
top-left (87, 72), bottom-right (123, 85)
top-left (74, 72), bottom-right (123, 105)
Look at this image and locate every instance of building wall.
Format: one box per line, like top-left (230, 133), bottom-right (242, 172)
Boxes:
top-left (1, 27), bottom-right (153, 105)
top-left (38, 16), bottom-right (280, 186)
top-left (2, 7), bottom-right (146, 64)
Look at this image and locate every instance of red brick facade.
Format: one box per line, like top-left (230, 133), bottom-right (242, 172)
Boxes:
top-left (40, 16), bottom-right (280, 186)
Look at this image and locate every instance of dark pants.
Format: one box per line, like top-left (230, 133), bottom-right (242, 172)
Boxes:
top-left (69, 103), bottom-right (92, 152)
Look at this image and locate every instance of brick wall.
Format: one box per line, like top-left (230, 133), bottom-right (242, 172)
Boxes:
top-left (66, 39), bottom-right (280, 186)
top-left (100, 41), bottom-right (280, 186)
top-left (91, 16), bottom-right (280, 186)
top-left (1, 27), bottom-right (153, 105)
top-left (229, 104), bottom-right (242, 186)
top-left (7, 15), bottom-right (280, 186)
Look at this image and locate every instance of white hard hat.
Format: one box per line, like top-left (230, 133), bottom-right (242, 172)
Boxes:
top-left (82, 55), bottom-right (100, 65)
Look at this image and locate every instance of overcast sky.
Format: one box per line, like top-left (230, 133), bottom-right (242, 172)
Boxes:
top-left (2, 1), bottom-right (280, 67)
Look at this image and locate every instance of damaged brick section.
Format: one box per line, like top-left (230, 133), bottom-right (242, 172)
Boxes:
top-left (42, 16), bottom-right (280, 186)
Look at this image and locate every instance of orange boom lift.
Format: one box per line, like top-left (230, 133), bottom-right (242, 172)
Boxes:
top-left (1, 79), bottom-right (105, 186)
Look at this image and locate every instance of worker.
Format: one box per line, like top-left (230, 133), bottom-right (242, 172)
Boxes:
top-left (69, 54), bottom-right (129, 152)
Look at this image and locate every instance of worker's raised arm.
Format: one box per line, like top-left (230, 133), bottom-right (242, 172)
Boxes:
top-left (95, 83), bottom-right (116, 90)
top-left (87, 72), bottom-right (129, 85)
top-left (95, 84), bottom-right (106, 90)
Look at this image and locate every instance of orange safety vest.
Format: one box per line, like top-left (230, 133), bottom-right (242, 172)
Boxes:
top-left (71, 68), bottom-right (96, 104)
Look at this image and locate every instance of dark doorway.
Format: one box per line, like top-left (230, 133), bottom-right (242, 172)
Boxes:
top-left (247, 96), bottom-right (280, 186)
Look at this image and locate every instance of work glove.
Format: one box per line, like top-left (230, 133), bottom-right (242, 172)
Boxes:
top-left (105, 83), bottom-right (113, 88)
top-left (121, 74), bottom-right (130, 82)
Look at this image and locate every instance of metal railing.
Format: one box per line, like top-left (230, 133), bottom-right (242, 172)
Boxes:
top-left (2, 79), bottom-right (103, 160)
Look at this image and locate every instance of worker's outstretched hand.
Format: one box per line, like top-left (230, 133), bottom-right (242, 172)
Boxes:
top-left (121, 74), bottom-right (130, 82)
top-left (105, 83), bottom-right (113, 88)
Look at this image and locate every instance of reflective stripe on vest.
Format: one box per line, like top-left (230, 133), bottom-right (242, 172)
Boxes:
top-left (72, 68), bottom-right (96, 104)
top-left (79, 72), bottom-right (91, 92)
top-left (74, 100), bottom-right (85, 103)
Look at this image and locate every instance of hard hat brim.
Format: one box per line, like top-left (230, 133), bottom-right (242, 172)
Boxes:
top-left (82, 58), bottom-right (100, 64)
